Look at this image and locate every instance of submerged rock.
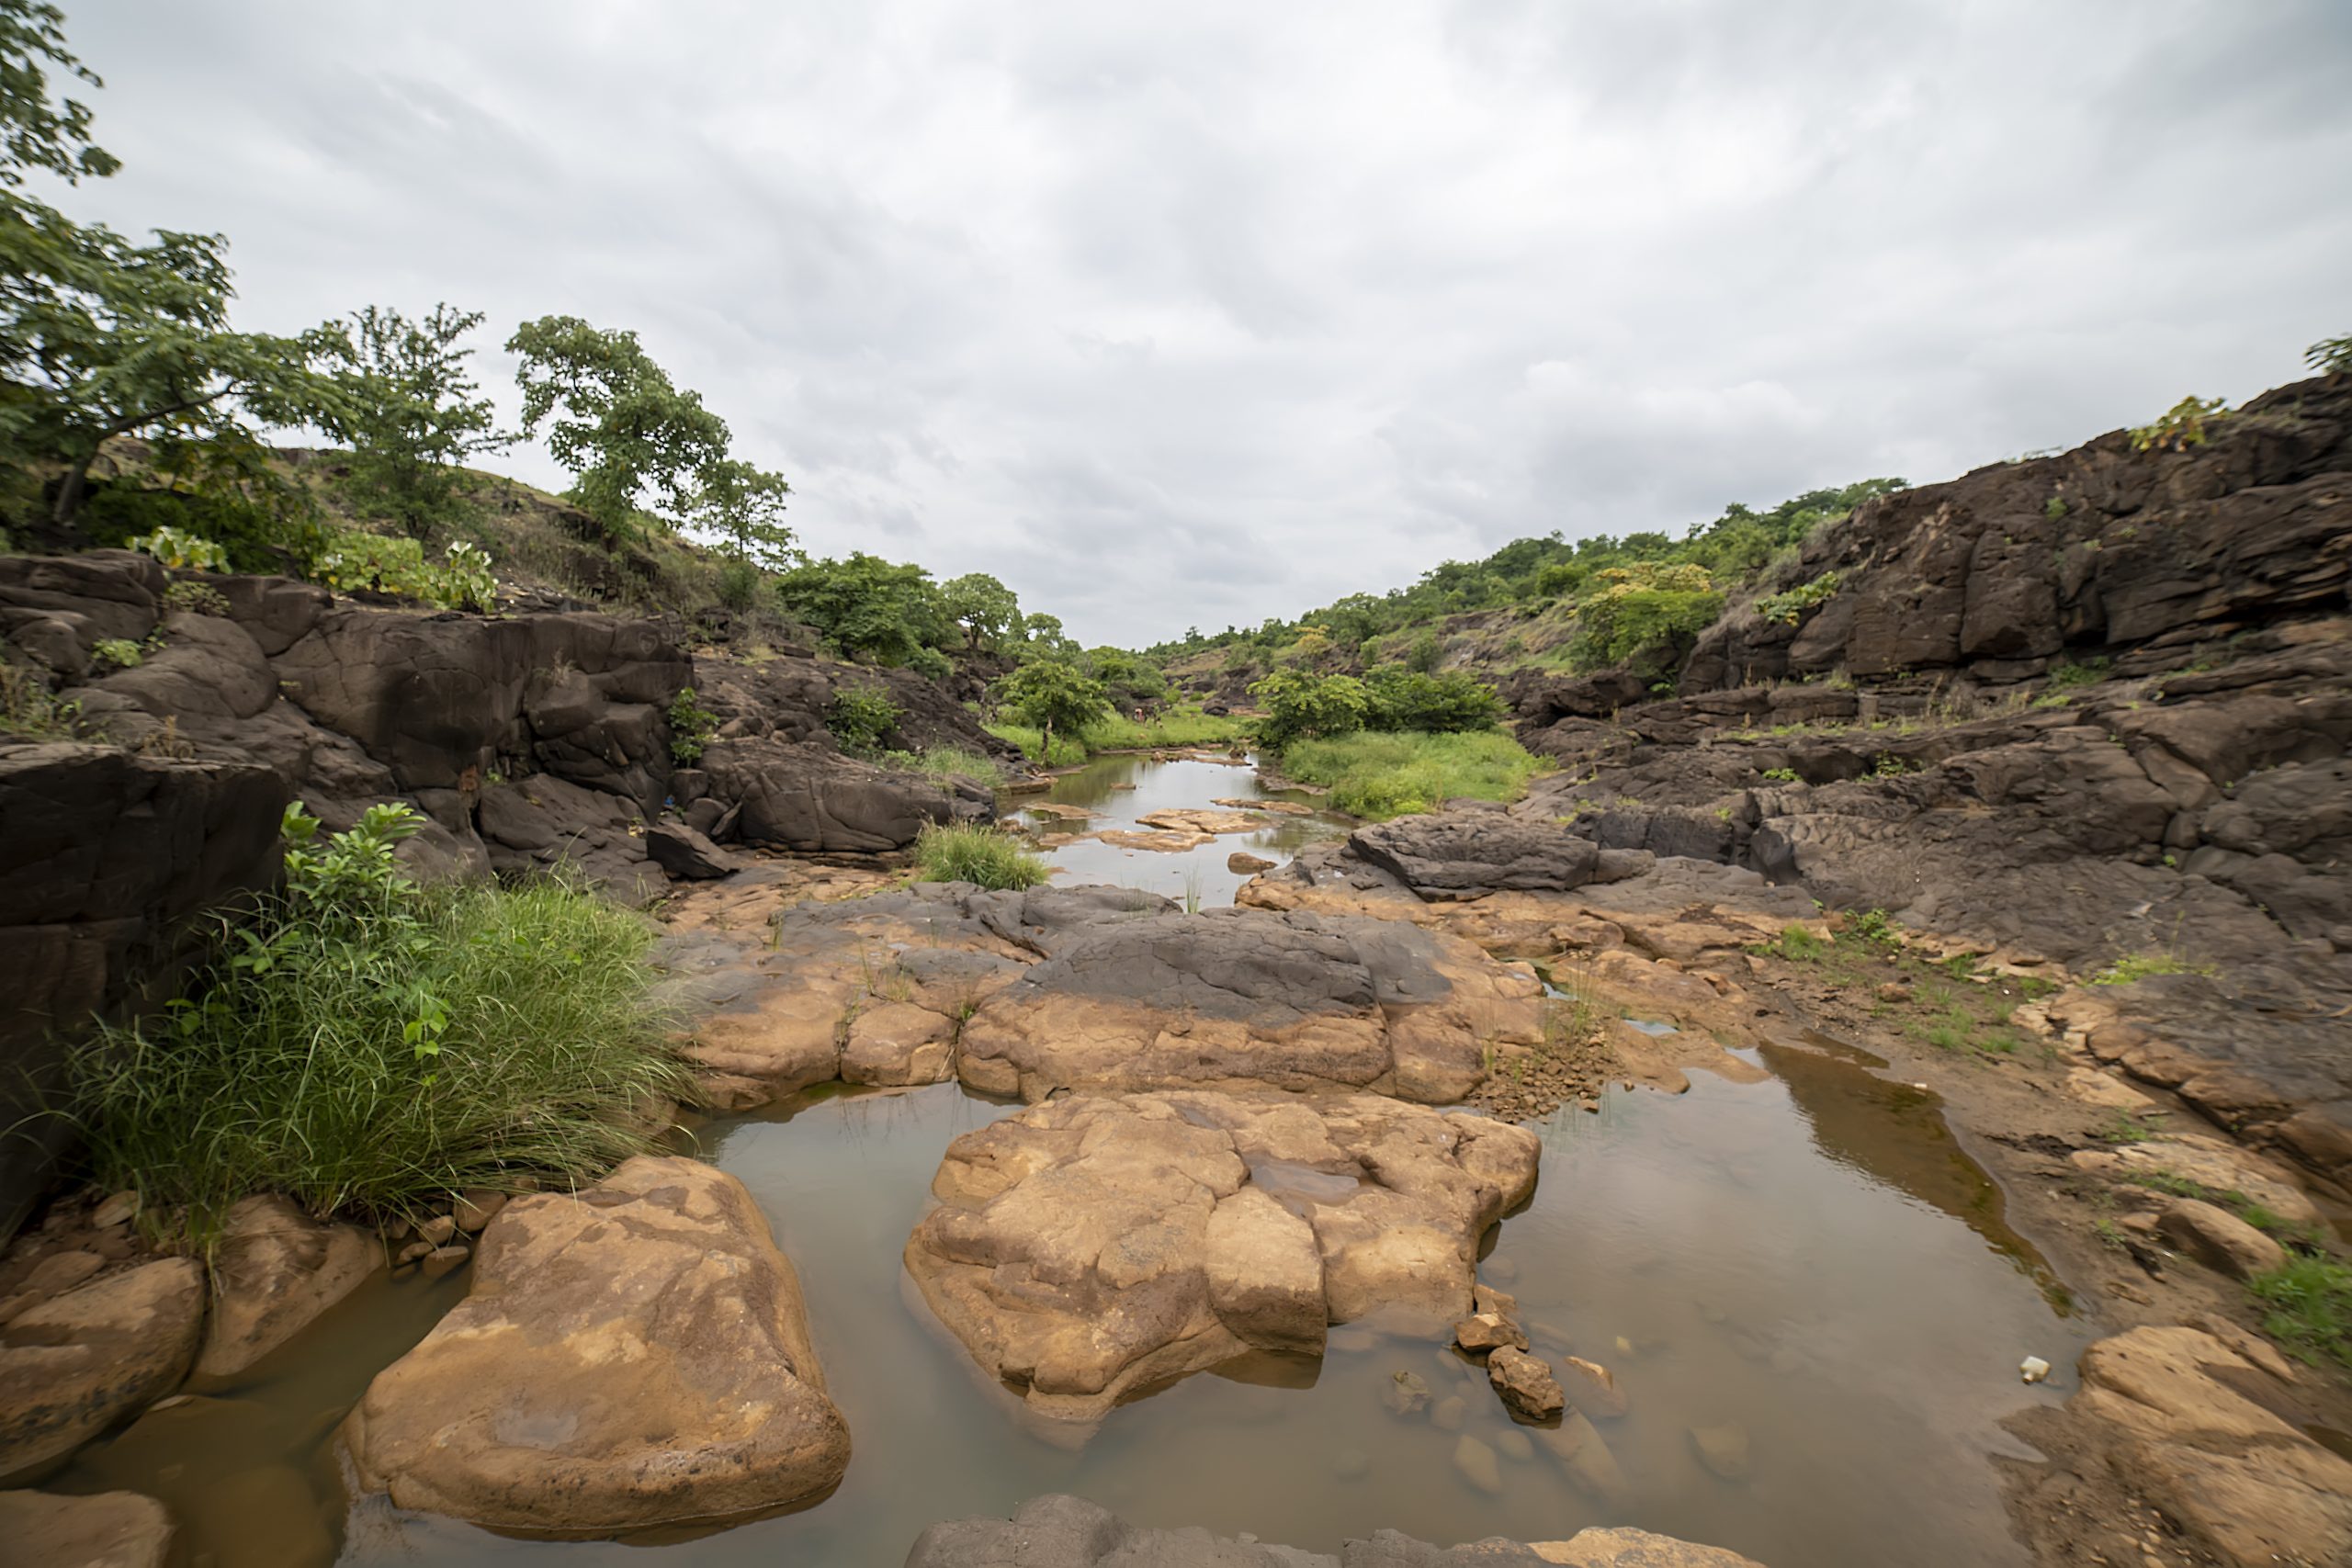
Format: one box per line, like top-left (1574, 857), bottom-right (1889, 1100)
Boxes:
top-left (1488, 1346), bottom-right (1565, 1420)
top-left (905, 1090), bottom-right (1540, 1423)
top-left (904, 1495), bottom-right (1770, 1566)
top-left (345, 1156), bottom-right (848, 1533)
top-left (0, 1488), bottom-right (174, 1568)
top-left (0, 1258), bottom-right (203, 1473)
top-left (1690, 1423), bottom-right (1752, 1482)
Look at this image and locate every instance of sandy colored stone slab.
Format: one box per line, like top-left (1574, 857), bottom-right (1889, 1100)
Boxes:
top-left (906, 1090), bottom-right (1540, 1423)
top-left (198, 1194), bottom-right (382, 1379)
top-left (0, 1259), bottom-right (203, 1474)
top-left (345, 1156), bottom-right (848, 1533)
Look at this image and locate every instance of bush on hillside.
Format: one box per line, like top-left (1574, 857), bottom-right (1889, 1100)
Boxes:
top-left (1567, 562), bottom-right (1724, 671)
top-left (67, 803), bottom-right (687, 1243)
top-left (1250, 669), bottom-right (1368, 747)
top-left (1362, 665), bottom-right (1502, 732)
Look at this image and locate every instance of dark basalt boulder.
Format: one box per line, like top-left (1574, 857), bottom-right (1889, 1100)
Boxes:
top-left (1348, 814), bottom-right (1654, 899)
top-left (699, 736), bottom-right (986, 853)
top-left (475, 775), bottom-right (665, 904)
top-left (691, 652), bottom-right (1017, 764)
top-left (644, 820), bottom-right (739, 880)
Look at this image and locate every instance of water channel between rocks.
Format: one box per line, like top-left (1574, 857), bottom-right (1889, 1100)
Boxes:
top-left (41, 753), bottom-right (2093, 1568)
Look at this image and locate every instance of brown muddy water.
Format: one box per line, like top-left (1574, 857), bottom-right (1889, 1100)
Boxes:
top-left (31, 756), bottom-right (2095, 1567)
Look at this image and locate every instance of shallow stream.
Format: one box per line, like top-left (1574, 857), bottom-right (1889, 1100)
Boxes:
top-left (37, 753), bottom-right (2092, 1567)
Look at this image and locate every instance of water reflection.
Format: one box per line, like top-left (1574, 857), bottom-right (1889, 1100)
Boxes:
top-left (1003, 751), bottom-right (1348, 908)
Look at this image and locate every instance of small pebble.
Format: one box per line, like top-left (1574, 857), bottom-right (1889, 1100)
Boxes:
top-left (420, 1245), bottom-right (470, 1279)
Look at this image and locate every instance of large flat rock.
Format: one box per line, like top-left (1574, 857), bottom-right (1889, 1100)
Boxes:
top-left (905, 1091), bottom-right (1540, 1423)
top-left (0, 1258), bottom-right (203, 1474)
top-left (344, 1156), bottom-right (847, 1533)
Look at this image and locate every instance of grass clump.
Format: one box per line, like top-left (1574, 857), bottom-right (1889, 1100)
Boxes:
top-left (985, 720), bottom-right (1087, 767)
top-left (67, 803), bottom-right (687, 1246)
top-left (1084, 705), bottom-right (1246, 750)
top-left (2088, 952), bottom-right (2215, 986)
top-left (912, 821), bottom-right (1048, 889)
top-left (2248, 1257), bottom-right (2352, 1369)
top-left (879, 746), bottom-right (1005, 787)
top-left (1751, 924), bottom-right (1829, 961)
top-left (1276, 729), bottom-right (1544, 819)
top-left (1, 663), bottom-right (86, 740)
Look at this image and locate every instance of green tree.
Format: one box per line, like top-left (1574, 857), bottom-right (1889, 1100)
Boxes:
top-left (1249, 670), bottom-right (1368, 748)
top-left (685, 456), bottom-right (793, 570)
top-left (0, 6), bottom-right (344, 528)
top-left (1363, 666), bottom-right (1502, 732)
top-left (1082, 645), bottom-right (1167, 713)
top-left (996, 657), bottom-right (1110, 756)
top-left (939, 571), bottom-right (1021, 651)
top-left (771, 551), bottom-right (944, 665)
top-left (322, 303), bottom-right (510, 536)
top-left (507, 315), bottom-right (728, 537)
top-left (1021, 611), bottom-right (1076, 655)
top-left (2308, 333), bottom-right (2352, 379)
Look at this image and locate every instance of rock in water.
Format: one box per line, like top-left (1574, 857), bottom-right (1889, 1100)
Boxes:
top-left (0, 1258), bottom-right (203, 1473)
top-left (1690, 1423), bottom-right (1752, 1481)
top-left (344, 1156), bottom-right (848, 1533)
top-left (1453, 1434), bottom-right (1505, 1495)
top-left (198, 1194), bottom-right (382, 1379)
top-left (905, 1090), bottom-right (1540, 1423)
top-left (1382, 1371), bottom-right (1433, 1417)
top-left (1556, 1354), bottom-right (1629, 1418)
top-left (1488, 1346), bottom-right (1566, 1420)
top-left (1454, 1310), bottom-right (1529, 1356)
top-left (1538, 1412), bottom-right (1632, 1507)
top-left (1228, 851), bottom-right (1278, 874)
top-left (0, 1489), bottom-right (175, 1568)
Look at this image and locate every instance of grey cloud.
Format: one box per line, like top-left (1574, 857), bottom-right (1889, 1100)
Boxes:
top-left (57, 0), bottom-right (2352, 646)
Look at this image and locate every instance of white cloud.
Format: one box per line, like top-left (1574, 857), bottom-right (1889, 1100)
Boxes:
top-left (57, 0), bottom-right (2352, 645)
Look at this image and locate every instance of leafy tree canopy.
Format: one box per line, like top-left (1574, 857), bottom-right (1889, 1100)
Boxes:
top-left (939, 570), bottom-right (1021, 650)
top-left (0, 0), bottom-right (116, 187)
top-left (685, 456), bottom-right (793, 570)
top-left (321, 302), bottom-right (510, 536)
top-left (771, 550), bottom-right (945, 666)
top-left (507, 314), bottom-right (729, 537)
top-left (996, 656), bottom-right (1109, 752)
top-left (1250, 669), bottom-right (1369, 748)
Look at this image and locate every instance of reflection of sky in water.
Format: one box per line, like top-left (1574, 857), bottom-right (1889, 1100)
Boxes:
top-left (1005, 751), bottom-right (1348, 907)
top-left (53, 757), bottom-right (2094, 1568)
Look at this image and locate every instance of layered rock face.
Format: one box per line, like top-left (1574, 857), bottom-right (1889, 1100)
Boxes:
top-left (904, 1092), bottom-right (1540, 1422)
top-left (344, 1156), bottom-right (849, 1533)
top-left (1490, 378), bottom-right (2352, 1182)
top-left (0, 553), bottom-right (998, 1229)
top-left (906, 1495), bottom-right (1769, 1567)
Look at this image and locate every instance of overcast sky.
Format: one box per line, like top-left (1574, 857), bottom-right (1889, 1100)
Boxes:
top-left (59, 2), bottom-right (2352, 647)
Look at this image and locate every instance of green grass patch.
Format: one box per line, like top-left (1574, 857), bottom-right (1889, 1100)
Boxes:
top-left (1751, 924), bottom-right (1830, 962)
top-left (984, 721), bottom-right (1087, 767)
top-left (67, 805), bottom-right (687, 1247)
top-left (1084, 705), bottom-right (1247, 750)
top-left (2088, 952), bottom-right (2216, 986)
top-left (912, 821), bottom-right (1049, 889)
top-left (2249, 1256), bottom-right (2352, 1369)
top-left (1274, 728), bottom-right (1544, 819)
top-left (878, 746), bottom-right (1006, 787)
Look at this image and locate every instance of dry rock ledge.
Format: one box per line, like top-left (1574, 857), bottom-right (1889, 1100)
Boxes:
top-left (344, 1156), bottom-right (848, 1534)
top-left (905, 1090), bottom-right (1540, 1422)
top-left (906, 1494), bottom-right (1767, 1566)
top-left (658, 880), bottom-right (1545, 1110)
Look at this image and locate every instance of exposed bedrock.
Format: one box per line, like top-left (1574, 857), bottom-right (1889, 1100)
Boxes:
top-left (903, 1091), bottom-right (1540, 1423)
top-left (343, 1155), bottom-right (848, 1534)
top-left (656, 879), bottom-right (1546, 1111)
top-left (904, 1494), bottom-right (1769, 1567)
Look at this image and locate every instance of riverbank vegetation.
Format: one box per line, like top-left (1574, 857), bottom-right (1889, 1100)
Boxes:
top-left (65, 804), bottom-right (686, 1246)
top-left (986, 704), bottom-right (1245, 765)
top-left (1278, 730), bottom-right (1543, 818)
top-left (911, 821), bottom-right (1048, 889)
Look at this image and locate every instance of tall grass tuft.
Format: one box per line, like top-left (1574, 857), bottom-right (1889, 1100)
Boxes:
top-left (66, 804), bottom-right (689, 1246)
top-left (1277, 729), bottom-right (1544, 819)
top-left (912, 821), bottom-right (1050, 890)
top-left (879, 745), bottom-right (1005, 787)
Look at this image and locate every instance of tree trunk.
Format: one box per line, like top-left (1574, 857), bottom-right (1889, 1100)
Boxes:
top-left (50, 447), bottom-right (97, 526)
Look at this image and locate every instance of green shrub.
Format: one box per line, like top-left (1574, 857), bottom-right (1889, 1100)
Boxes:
top-left (90, 637), bottom-right (142, 671)
top-left (1570, 562), bottom-right (1724, 669)
top-left (2043, 496), bottom-right (2068, 521)
top-left (1, 663), bottom-right (84, 739)
top-left (1753, 924), bottom-right (1828, 961)
top-left (1405, 631), bottom-right (1443, 673)
top-left (906, 644), bottom-right (954, 682)
top-left (1756, 571), bottom-right (1840, 626)
top-left (1362, 666), bottom-right (1503, 733)
top-left (1250, 670), bottom-right (1368, 747)
top-left (67, 803), bottom-right (687, 1243)
top-left (827, 684), bottom-right (903, 751)
top-left (1760, 767), bottom-right (1800, 783)
top-left (310, 531), bottom-right (496, 612)
top-left (2249, 1257), bottom-right (2352, 1369)
top-left (1278, 729), bottom-right (1542, 819)
top-left (2088, 952), bottom-right (2213, 986)
top-left (130, 525), bottom-right (231, 573)
top-left (912, 821), bottom-right (1048, 889)
top-left (2044, 656), bottom-right (2111, 691)
top-left (667, 685), bottom-right (718, 764)
top-left (2130, 395), bottom-right (2229, 454)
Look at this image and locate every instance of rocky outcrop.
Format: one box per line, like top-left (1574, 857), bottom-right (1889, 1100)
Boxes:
top-left (904, 1495), bottom-right (1768, 1568)
top-left (1346, 814), bottom-right (1655, 899)
top-left (344, 1156), bottom-right (848, 1534)
top-left (0, 1488), bottom-right (175, 1568)
top-left (698, 735), bottom-right (985, 852)
top-left (956, 907), bottom-right (1544, 1103)
top-left (904, 1091), bottom-right (1540, 1422)
top-left (689, 650), bottom-right (1016, 764)
top-left (0, 1258), bottom-right (204, 1473)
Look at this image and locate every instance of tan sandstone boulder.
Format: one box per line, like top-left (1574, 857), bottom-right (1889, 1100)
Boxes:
top-left (1532, 1527), bottom-right (1768, 1566)
top-left (344, 1156), bottom-right (848, 1534)
top-left (197, 1194), bottom-right (382, 1379)
top-left (906, 1090), bottom-right (1540, 1422)
top-left (0, 1258), bottom-right (204, 1474)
